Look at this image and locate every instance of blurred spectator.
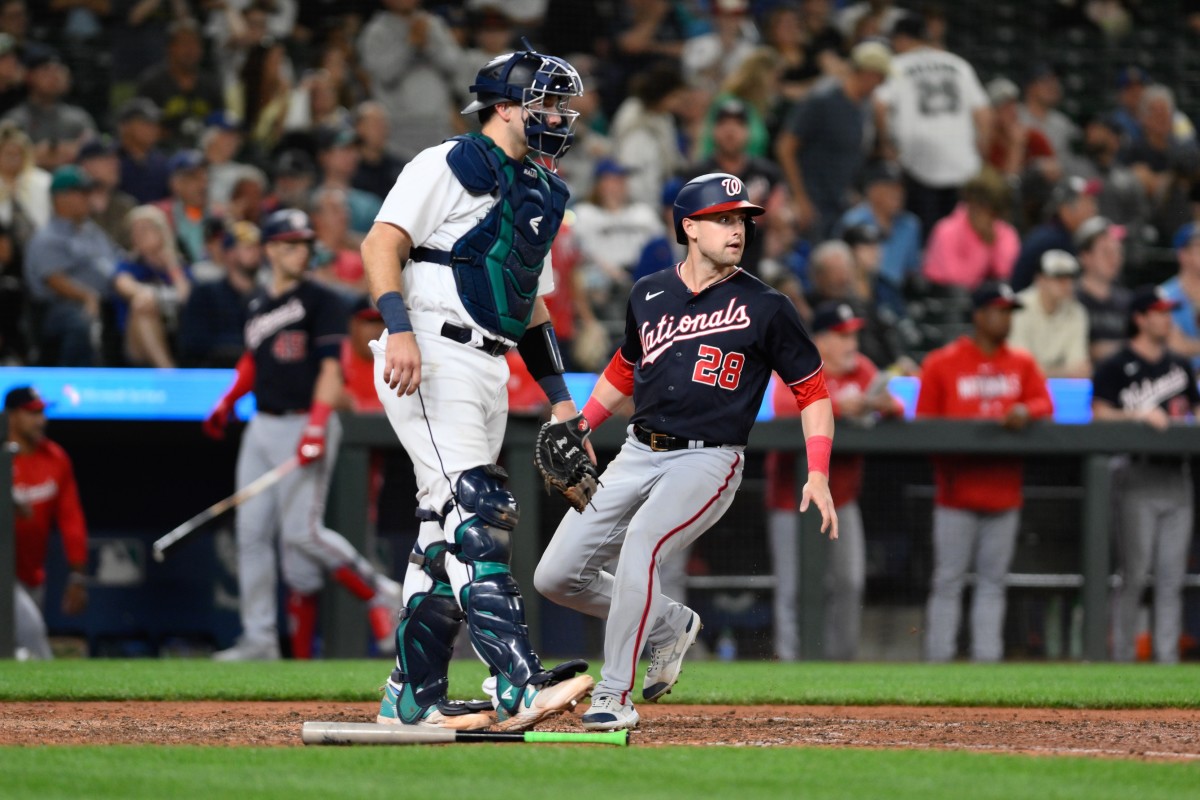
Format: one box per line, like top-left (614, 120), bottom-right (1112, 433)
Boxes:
top-left (201, 111), bottom-right (251, 216)
top-left (1074, 216), bottom-right (1132, 364)
top-left (984, 76), bottom-right (1059, 228)
top-left (1018, 63), bottom-right (1082, 177)
top-left (6, 385), bottom-right (89, 661)
top-left (154, 148), bottom-right (209, 264)
top-left (314, 126), bottom-right (381, 234)
top-left (358, 0), bottom-right (463, 161)
top-left (1072, 113), bottom-right (1149, 242)
top-left (762, 4), bottom-right (813, 103)
top-left (764, 301), bottom-right (905, 661)
top-left (573, 158), bottom-right (664, 340)
top-left (136, 17), bottom-right (226, 151)
top-left (836, 159), bottom-right (921, 291)
top-left (111, 204), bottom-right (191, 368)
top-left (1011, 176), bottom-right (1099, 291)
top-left (837, 0), bottom-right (907, 40)
top-left (284, 68), bottom-right (352, 135)
top-left (454, 5), bottom-right (517, 112)
top-left (115, 97), bottom-right (170, 205)
top-left (24, 165), bottom-right (119, 366)
top-left (1108, 65), bottom-right (1196, 148)
top-left (108, 0), bottom-right (195, 110)
top-left (232, 36), bottom-right (293, 155)
top-left (77, 136), bottom-right (136, 251)
top-left (350, 101), bottom-right (405, 202)
top-left (797, 0), bottom-right (847, 79)
top-left (549, 53), bottom-right (610, 203)
top-left (1009, 249), bottom-right (1091, 378)
top-left (227, 164), bottom-right (269, 225)
top-left (842, 222), bottom-right (906, 325)
top-left (686, 97), bottom-right (787, 277)
top-left (340, 292), bottom-right (385, 412)
top-left (1160, 223), bottom-right (1200, 369)
top-left (206, 0), bottom-right (298, 97)
top-left (0, 120), bottom-right (49, 239)
top-left (917, 282), bottom-right (1053, 662)
top-left (876, 14), bottom-right (990, 239)
top-left (0, 223), bottom-right (22, 362)
top-left (178, 220), bottom-right (262, 368)
top-left (1121, 85), bottom-right (1200, 243)
top-left (0, 32), bottom-right (25, 117)
top-left (682, 0), bottom-right (759, 95)
top-left (610, 0), bottom-right (688, 108)
top-left (1092, 286), bottom-right (1200, 664)
top-left (2, 49), bottom-right (96, 171)
top-left (268, 147), bottom-right (315, 213)
top-left (696, 47), bottom-right (783, 161)
top-left (921, 171), bottom-right (1019, 290)
top-left (309, 186), bottom-right (366, 295)
top-left (610, 59), bottom-right (688, 206)
top-left (188, 217), bottom-right (229, 284)
top-left (776, 40), bottom-right (891, 240)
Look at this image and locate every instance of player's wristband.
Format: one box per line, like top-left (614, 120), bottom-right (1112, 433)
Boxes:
top-left (805, 435), bottom-right (832, 477)
top-left (376, 291), bottom-right (413, 334)
top-left (537, 374), bottom-right (572, 405)
top-left (582, 397), bottom-right (612, 430)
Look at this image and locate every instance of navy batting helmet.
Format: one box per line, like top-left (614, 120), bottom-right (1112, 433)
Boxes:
top-left (461, 47), bottom-right (583, 163)
top-left (672, 172), bottom-right (765, 245)
top-left (262, 208), bottom-right (315, 243)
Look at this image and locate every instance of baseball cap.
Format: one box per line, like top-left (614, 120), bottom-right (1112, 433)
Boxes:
top-left (4, 385), bottom-right (49, 412)
top-left (316, 125), bottom-right (359, 152)
top-left (1024, 62), bottom-right (1058, 86)
top-left (811, 301), bottom-right (865, 334)
top-left (204, 110), bottom-right (243, 133)
top-left (274, 148), bottom-right (316, 178)
top-left (1038, 249), bottom-right (1080, 278)
top-left (861, 159), bottom-right (903, 188)
top-left (850, 41), bottom-right (892, 76)
top-left (1048, 176), bottom-right (1101, 209)
top-left (1129, 285), bottom-right (1180, 316)
top-left (971, 281), bottom-right (1024, 310)
top-left (167, 149), bottom-right (205, 174)
top-left (1115, 65), bottom-right (1149, 89)
top-left (223, 220), bottom-right (261, 249)
top-left (262, 208), bottom-right (316, 242)
top-left (1172, 221), bottom-right (1200, 250)
top-left (77, 136), bottom-right (117, 162)
top-left (843, 223), bottom-right (882, 247)
top-left (594, 158), bottom-right (631, 179)
top-left (986, 77), bottom-right (1020, 106)
top-left (1074, 216), bottom-right (1126, 251)
top-left (713, 97), bottom-right (749, 122)
top-left (890, 13), bottom-right (926, 41)
top-left (24, 48), bottom-right (63, 71)
top-left (117, 97), bottom-right (161, 124)
top-left (50, 164), bottom-right (96, 193)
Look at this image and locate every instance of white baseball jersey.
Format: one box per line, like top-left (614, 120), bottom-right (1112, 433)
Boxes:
top-left (375, 141), bottom-right (555, 344)
top-left (876, 46), bottom-right (988, 187)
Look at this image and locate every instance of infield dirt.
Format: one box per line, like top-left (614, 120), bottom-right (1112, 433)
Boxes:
top-left (2, 702), bottom-right (1198, 761)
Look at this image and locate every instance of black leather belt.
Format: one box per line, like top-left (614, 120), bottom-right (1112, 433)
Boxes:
top-left (633, 423), bottom-right (722, 452)
top-left (440, 322), bottom-right (512, 356)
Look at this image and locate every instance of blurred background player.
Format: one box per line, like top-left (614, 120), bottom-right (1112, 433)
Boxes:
top-left (6, 385), bottom-right (87, 660)
top-left (202, 208), bottom-right (400, 661)
top-left (916, 283), bottom-right (1053, 662)
top-left (764, 302), bottom-right (904, 661)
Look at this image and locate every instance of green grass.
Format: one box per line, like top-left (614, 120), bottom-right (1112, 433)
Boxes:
top-left (2, 659), bottom-right (1198, 708)
top-left (1, 745), bottom-right (1197, 800)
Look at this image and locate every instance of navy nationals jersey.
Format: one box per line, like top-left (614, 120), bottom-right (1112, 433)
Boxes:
top-left (619, 265), bottom-right (823, 445)
top-left (1093, 345), bottom-right (1200, 417)
top-left (244, 280), bottom-right (348, 413)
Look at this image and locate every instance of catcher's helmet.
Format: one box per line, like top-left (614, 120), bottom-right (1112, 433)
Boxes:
top-left (672, 172), bottom-right (765, 245)
top-left (461, 48), bottom-right (584, 163)
top-left (262, 208), bottom-right (315, 243)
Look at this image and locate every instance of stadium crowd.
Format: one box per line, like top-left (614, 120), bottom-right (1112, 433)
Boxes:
top-left (6, 0), bottom-right (1200, 662)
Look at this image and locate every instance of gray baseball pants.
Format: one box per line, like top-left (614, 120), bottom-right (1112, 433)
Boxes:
top-left (14, 582), bottom-right (52, 660)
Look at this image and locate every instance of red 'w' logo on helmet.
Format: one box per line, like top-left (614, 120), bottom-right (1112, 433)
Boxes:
top-left (721, 177), bottom-right (743, 196)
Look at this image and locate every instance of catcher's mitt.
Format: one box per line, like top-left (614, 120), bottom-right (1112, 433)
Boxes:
top-left (535, 414), bottom-right (599, 512)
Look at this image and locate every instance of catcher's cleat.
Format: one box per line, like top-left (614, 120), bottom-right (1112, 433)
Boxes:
top-left (376, 681), bottom-right (494, 730)
top-left (643, 610), bottom-right (701, 702)
top-left (581, 694), bottom-right (640, 731)
top-left (491, 674), bottom-right (595, 732)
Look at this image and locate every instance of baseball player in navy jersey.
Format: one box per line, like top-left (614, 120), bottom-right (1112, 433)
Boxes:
top-left (535, 173), bottom-right (839, 732)
top-left (361, 47), bottom-right (595, 732)
top-left (1092, 286), bottom-right (1200, 663)
top-left (203, 208), bottom-right (402, 661)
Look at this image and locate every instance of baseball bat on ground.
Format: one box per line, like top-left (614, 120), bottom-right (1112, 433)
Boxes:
top-left (151, 456), bottom-right (300, 562)
top-left (301, 721), bottom-right (629, 746)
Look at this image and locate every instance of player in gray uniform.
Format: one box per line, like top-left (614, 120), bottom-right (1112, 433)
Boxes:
top-left (1092, 286), bottom-right (1200, 663)
top-left (363, 47), bottom-right (594, 731)
top-left (535, 173), bottom-right (839, 731)
top-left (203, 209), bottom-right (402, 661)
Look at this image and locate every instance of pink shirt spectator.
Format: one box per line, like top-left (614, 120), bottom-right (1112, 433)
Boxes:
top-left (921, 204), bottom-right (1020, 290)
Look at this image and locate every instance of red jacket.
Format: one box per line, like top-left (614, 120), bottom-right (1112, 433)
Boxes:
top-left (11, 438), bottom-right (88, 587)
top-left (916, 336), bottom-right (1053, 511)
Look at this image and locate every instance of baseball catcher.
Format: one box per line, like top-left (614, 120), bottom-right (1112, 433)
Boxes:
top-left (535, 414), bottom-right (599, 511)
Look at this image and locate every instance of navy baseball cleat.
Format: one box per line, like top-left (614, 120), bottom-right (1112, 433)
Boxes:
top-left (643, 610), bottom-right (701, 702)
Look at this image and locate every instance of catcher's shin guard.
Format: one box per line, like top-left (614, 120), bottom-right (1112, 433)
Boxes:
top-left (450, 465), bottom-right (550, 713)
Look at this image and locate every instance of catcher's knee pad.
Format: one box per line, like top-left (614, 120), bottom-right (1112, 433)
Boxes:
top-left (452, 464), bottom-right (519, 567)
top-left (393, 584), bottom-right (463, 723)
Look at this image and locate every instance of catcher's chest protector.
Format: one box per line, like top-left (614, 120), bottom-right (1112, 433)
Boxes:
top-left (445, 133), bottom-right (569, 341)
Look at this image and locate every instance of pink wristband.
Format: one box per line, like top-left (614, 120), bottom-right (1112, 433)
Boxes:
top-left (805, 435), bottom-right (832, 477)
top-left (582, 397), bottom-right (612, 430)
